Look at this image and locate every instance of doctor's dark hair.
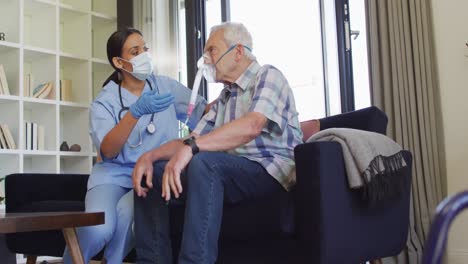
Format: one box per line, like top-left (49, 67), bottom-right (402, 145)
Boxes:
top-left (102, 28), bottom-right (143, 87)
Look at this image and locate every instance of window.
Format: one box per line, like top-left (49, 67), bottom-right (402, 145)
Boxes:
top-left (334, 0), bottom-right (371, 112)
top-left (177, 0), bottom-right (188, 86)
top-left (133, 0), bottom-right (187, 84)
top-left (206, 0), bottom-right (326, 121)
top-left (231, 0), bottom-right (325, 121)
top-left (348, 0), bottom-right (371, 110)
top-left (205, 0), bottom-right (224, 102)
top-left (204, 0), bottom-right (372, 117)
top-left (139, 0), bottom-right (372, 116)
top-left (322, 0), bottom-right (342, 116)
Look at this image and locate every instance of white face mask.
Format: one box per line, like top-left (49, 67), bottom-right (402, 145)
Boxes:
top-left (202, 63), bottom-right (217, 83)
top-left (119, 52), bottom-right (154, 81)
top-left (200, 44), bottom-right (252, 83)
top-left (195, 55), bottom-right (216, 83)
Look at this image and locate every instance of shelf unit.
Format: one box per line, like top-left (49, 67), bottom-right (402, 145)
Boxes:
top-left (0, 0), bottom-right (116, 193)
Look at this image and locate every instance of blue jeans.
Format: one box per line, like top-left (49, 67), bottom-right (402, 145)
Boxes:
top-left (63, 184), bottom-right (134, 264)
top-left (134, 152), bottom-right (282, 264)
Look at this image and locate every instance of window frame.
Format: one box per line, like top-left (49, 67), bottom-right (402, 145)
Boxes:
top-left (335, 0), bottom-right (356, 112)
top-left (185, 0), bottom-right (208, 98)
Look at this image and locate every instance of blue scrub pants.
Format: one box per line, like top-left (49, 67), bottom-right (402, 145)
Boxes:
top-left (134, 152), bottom-right (283, 264)
top-left (63, 184), bottom-right (134, 264)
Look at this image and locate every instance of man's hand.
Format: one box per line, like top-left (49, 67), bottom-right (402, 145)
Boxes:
top-left (162, 146), bottom-right (193, 201)
top-left (132, 152), bottom-right (155, 198)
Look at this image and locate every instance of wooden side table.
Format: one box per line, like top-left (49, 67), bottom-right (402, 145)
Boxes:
top-left (0, 211), bottom-right (104, 264)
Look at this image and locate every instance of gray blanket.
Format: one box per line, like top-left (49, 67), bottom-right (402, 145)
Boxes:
top-left (307, 128), bottom-right (407, 205)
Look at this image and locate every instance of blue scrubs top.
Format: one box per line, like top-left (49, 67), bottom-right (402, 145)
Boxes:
top-left (88, 74), bottom-right (207, 190)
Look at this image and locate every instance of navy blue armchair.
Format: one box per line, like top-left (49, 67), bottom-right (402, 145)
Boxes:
top-left (295, 107), bottom-right (412, 263)
top-left (5, 106), bottom-right (412, 263)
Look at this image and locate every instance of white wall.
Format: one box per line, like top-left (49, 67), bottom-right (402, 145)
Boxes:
top-left (431, 0), bottom-right (468, 263)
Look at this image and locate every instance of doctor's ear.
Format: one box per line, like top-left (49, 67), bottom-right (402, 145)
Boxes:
top-left (112, 57), bottom-right (124, 69)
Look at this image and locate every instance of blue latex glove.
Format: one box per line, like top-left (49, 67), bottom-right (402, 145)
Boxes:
top-left (130, 91), bottom-right (175, 119)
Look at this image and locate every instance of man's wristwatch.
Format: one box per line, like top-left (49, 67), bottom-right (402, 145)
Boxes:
top-left (183, 136), bottom-right (199, 155)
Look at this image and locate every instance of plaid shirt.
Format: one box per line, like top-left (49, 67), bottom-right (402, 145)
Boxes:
top-left (193, 61), bottom-right (303, 190)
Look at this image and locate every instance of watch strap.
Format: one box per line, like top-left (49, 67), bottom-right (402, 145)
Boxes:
top-left (184, 136), bottom-right (199, 155)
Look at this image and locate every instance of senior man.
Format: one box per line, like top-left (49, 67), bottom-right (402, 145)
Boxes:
top-left (132, 22), bottom-right (303, 264)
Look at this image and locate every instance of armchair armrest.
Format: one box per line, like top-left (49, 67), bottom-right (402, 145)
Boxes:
top-left (293, 142), bottom-right (412, 263)
top-left (5, 173), bottom-right (89, 213)
top-left (294, 141), bottom-right (345, 263)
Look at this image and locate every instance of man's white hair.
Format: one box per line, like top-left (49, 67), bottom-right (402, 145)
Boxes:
top-left (210, 22), bottom-right (256, 60)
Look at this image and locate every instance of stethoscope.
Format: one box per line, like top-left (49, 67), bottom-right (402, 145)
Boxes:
top-left (118, 79), bottom-right (157, 147)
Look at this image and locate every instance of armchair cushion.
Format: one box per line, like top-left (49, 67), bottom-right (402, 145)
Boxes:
top-left (169, 186), bottom-right (295, 242)
top-left (5, 173), bottom-right (88, 213)
top-left (300, 119), bottom-right (320, 142)
top-left (5, 173), bottom-right (88, 258)
top-left (16, 200), bottom-right (84, 213)
top-left (319, 106), bottom-right (388, 134)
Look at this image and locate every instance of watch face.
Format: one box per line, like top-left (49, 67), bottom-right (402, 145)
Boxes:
top-left (183, 137), bottom-right (193, 145)
top-left (183, 136), bottom-right (198, 154)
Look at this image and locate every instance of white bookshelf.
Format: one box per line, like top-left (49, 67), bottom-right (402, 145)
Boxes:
top-left (0, 0), bottom-right (116, 196)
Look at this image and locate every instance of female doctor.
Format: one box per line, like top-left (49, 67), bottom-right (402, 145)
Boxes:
top-left (63, 28), bottom-right (207, 263)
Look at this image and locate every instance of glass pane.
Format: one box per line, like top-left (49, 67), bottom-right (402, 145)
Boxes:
top-left (133, 1), bottom-right (187, 83)
top-left (223, 0), bottom-right (326, 121)
top-left (177, 0), bottom-right (188, 85)
top-left (349, 0), bottom-right (371, 110)
top-left (322, 0), bottom-right (342, 116)
top-left (205, 0), bottom-right (222, 31)
top-left (205, 0), bottom-right (224, 102)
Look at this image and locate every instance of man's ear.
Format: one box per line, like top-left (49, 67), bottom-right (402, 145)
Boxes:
top-left (235, 44), bottom-right (244, 62)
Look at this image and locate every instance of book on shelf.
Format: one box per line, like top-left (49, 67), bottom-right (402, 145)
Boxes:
top-left (25, 122), bottom-right (31, 150)
top-left (32, 83), bottom-right (45, 97)
top-left (0, 79), bottom-right (2, 95)
top-left (32, 123), bottom-right (38, 150)
top-left (3, 124), bottom-right (16, 149)
top-left (0, 124), bottom-right (16, 149)
top-left (0, 126), bottom-right (7, 149)
top-left (60, 79), bottom-right (72, 101)
top-left (0, 64), bottom-right (10, 95)
top-left (24, 122), bottom-right (45, 150)
top-left (24, 74), bottom-right (29, 97)
top-left (38, 125), bottom-right (45, 150)
top-left (24, 73), bottom-right (34, 97)
top-left (32, 82), bottom-right (54, 99)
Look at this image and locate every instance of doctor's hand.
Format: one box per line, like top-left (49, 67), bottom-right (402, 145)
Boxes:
top-left (132, 152), bottom-right (155, 198)
top-left (130, 91), bottom-right (174, 119)
top-left (162, 146), bottom-right (193, 202)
